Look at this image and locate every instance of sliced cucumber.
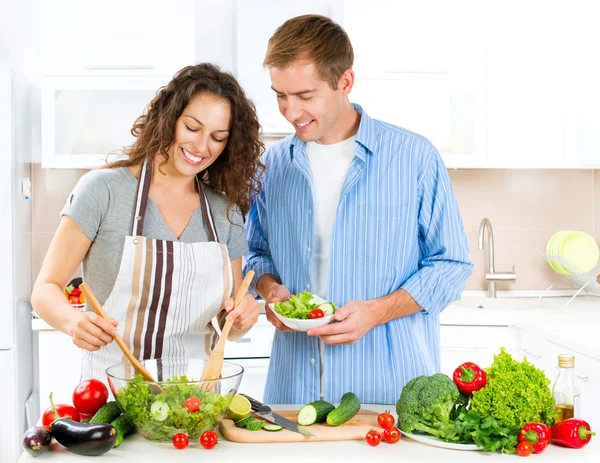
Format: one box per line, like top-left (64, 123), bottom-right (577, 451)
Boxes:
top-left (235, 416), bottom-right (255, 428)
top-left (297, 400), bottom-right (335, 426)
top-left (319, 302), bottom-right (335, 316)
top-left (263, 424), bottom-right (283, 432)
top-left (246, 419), bottom-right (265, 431)
top-left (326, 392), bottom-right (361, 426)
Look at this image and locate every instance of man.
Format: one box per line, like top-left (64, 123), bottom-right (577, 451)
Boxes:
top-left (244, 15), bottom-right (473, 405)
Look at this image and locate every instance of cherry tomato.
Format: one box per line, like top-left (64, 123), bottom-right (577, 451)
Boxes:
top-left (172, 433), bottom-right (189, 449)
top-left (184, 396), bottom-right (201, 413)
top-left (69, 295), bottom-right (81, 305)
top-left (377, 411), bottom-right (395, 430)
top-left (72, 379), bottom-right (109, 415)
top-left (365, 429), bottom-right (382, 447)
top-left (41, 404), bottom-right (81, 428)
top-left (309, 308), bottom-right (325, 319)
top-left (517, 441), bottom-right (534, 457)
top-left (200, 430), bottom-right (218, 449)
top-left (383, 426), bottom-right (401, 444)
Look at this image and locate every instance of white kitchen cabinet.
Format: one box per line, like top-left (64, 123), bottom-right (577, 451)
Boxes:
top-left (439, 325), bottom-right (519, 378)
top-left (42, 0), bottom-right (195, 78)
top-left (517, 327), bottom-right (600, 425)
top-left (37, 330), bottom-right (83, 415)
top-left (344, 0), bottom-right (488, 168)
top-left (41, 76), bottom-right (169, 168)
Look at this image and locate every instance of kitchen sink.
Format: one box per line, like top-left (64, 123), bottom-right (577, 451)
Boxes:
top-left (450, 297), bottom-right (545, 311)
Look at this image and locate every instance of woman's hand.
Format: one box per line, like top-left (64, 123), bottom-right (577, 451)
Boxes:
top-left (224, 293), bottom-right (259, 332)
top-left (70, 312), bottom-right (119, 352)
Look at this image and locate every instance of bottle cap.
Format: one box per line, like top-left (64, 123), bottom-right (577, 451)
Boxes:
top-left (558, 354), bottom-right (575, 368)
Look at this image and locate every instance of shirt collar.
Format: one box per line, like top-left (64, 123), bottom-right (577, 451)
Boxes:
top-left (289, 103), bottom-right (378, 160)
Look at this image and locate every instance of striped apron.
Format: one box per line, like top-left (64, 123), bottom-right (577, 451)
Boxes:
top-left (81, 161), bottom-right (233, 383)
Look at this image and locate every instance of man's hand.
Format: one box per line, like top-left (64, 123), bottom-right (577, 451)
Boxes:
top-left (306, 300), bottom-right (380, 345)
top-left (264, 284), bottom-right (295, 332)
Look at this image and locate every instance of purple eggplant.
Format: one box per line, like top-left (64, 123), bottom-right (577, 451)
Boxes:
top-left (22, 426), bottom-right (52, 457)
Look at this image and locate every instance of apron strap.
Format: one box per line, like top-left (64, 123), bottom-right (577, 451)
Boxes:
top-left (196, 177), bottom-right (219, 243)
top-left (132, 160), bottom-right (152, 236)
top-left (131, 159), bottom-right (220, 242)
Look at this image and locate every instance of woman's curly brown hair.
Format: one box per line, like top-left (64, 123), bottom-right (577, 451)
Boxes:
top-left (107, 63), bottom-right (264, 217)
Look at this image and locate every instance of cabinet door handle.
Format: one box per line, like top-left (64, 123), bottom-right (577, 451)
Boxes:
top-left (84, 65), bottom-right (154, 70)
top-left (521, 349), bottom-right (542, 359)
top-left (576, 375), bottom-right (589, 383)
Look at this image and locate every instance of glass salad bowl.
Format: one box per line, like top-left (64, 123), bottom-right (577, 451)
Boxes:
top-left (106, 358), bottom-right (243, 442)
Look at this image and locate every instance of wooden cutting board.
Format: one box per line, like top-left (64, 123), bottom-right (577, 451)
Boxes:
top-left (220, 409), bottom-right (378, 443)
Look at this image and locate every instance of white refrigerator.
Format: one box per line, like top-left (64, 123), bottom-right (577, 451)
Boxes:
top-left (0, 66), bottom-right (36, 462)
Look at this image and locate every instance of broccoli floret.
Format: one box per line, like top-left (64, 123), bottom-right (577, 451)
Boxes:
top-left (396, 373), bottom-right (461, 439)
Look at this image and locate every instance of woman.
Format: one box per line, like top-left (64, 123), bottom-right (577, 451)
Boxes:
top-left (32, 63), bottom-right (264, 381)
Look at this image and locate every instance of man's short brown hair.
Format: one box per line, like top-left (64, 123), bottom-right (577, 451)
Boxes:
top-left (263, 14), bottom-right (354, 90)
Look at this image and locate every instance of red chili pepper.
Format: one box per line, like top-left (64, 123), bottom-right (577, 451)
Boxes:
top-left (452, 362), bottom-right (486, 395)
top-left (551, 419), bottom-right (596, 449)
top-left (520, 422), bottom-right (551, 454)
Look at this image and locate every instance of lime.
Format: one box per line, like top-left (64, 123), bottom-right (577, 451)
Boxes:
top-left (226, 394), bottom-right (252, 421)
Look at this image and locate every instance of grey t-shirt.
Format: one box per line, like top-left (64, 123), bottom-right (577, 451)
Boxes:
top-left (61, 167), bottom-right (248, 305)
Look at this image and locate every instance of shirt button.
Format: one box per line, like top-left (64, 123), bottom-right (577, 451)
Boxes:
top-left (307, 247), bottom-right (312, 253)
top-left (306, 284), bottom-right (311, 289)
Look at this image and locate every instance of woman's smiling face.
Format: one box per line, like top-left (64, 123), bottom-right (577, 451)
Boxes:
top-left (168, 92), bottom-right (232, 177)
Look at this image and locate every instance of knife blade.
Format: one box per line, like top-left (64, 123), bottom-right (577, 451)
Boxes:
top-left (239, 394), bottom-right (314, 437)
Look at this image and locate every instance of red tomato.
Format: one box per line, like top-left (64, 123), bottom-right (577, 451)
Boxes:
top-left (308, 308), bottom-right (324, 319)
top-left (184, 396), bottom-right (201, 413)
top-left (377, 411), bottom-right (395, 430)
top-left (200, 430), bottom-right (218, 449)
top-left (365, 429), bottom-right (381, 447)
top-left (383, 426), bottom-right (401, 444)
top-left (41, 404), bottom-right (81, 427)
top-left (517, 441), bottom-right (534, 457)
top-left (72, 379), bottom-right (109, 415)
top-left (69, 295), bottom-right (81, 305)
top-left (172, 433), bottom-right (189, 449)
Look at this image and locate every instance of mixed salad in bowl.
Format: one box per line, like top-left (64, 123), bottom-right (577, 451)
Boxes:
top-left (270, 291), bottom-right (337, 331)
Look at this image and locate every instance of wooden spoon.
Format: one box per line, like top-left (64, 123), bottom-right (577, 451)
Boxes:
top-left (200, 270), bottom-right (255, 389)
top-left (79, 283), bottom-right (158, 384)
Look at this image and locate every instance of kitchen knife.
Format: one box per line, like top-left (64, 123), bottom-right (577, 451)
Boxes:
top-left (239, 394), bottom-right (314, 437)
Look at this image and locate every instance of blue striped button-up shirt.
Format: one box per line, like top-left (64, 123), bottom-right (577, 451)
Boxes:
top-left (244, 104), bottom-right (473, 405)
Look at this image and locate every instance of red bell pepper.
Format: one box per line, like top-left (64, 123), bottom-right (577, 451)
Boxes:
top-left (520, 422), bottom-right (551, 454)
top-left (551, 418), bottom-right (596, 449)
top-left (452, 362), bottom-right (486, 395)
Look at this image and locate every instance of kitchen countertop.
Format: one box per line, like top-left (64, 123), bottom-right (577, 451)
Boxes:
top-left (18, 405), bottom-right (599, 462)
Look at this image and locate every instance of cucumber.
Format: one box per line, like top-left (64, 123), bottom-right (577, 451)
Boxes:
top-left (111, 415), bottom-right (135, 448)
top-left (326, 392), bottom-right (361, 426)
top-left (297, 400), bottom-right (335, 426)
top-left (234, 416), bottom-right (255, 428)
top-left (319, 303), bottom-right (335, 316)
top-left (89, 401), bottom-right (122, 424)
top-left (263, 424), bottom-right (283, 432)
top-left (246, 420), bottom-right (265, 431)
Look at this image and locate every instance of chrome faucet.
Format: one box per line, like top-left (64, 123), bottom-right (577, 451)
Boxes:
top-left (478, 218), bottom-right (516, 298)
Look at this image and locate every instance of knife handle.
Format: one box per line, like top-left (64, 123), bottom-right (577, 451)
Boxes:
top-left (239, 393), bottom-right (264, 412)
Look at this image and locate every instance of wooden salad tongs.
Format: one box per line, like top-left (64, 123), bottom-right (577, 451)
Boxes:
top-left (79, 282), bottom-right (163, 392)
top-left (200, 270), bottom-right (255, 390)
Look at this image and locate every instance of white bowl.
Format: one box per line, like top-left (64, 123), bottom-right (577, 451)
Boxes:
top-left (268, 294), bottom-right (335, 332)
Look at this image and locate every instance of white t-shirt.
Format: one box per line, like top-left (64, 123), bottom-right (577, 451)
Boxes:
top-left (306, 136), bottom-right (356, 297)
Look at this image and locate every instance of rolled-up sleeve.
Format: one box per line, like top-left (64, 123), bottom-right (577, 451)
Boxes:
top-left (243, 175), bottom-right (280, 296)
top-left (401, 148), bottom-right (473, 315)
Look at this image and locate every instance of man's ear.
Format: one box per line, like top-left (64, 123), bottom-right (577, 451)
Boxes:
top-left (338, 69), bottom-right (355, 96)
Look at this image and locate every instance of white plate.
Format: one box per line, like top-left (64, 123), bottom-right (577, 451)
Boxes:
top-left (268, 294), bottom-right (335, 332)
top-left (400, 431), bottom-right (481, 451)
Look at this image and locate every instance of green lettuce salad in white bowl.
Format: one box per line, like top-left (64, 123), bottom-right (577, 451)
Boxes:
top-left (269, 291), bottom-right (337, 331)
